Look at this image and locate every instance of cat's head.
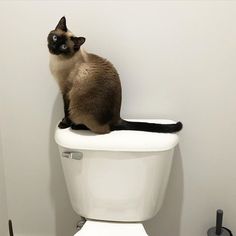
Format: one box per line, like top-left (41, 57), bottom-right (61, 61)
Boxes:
top-left (47, 16), bottom-right (85, 56)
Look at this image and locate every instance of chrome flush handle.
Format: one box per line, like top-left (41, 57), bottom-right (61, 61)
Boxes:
top-left (62, 152), bottom-right (83, 160)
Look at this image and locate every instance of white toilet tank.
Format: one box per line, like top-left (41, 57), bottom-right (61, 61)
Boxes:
top-left (55, 119), bottom-right (180, 222)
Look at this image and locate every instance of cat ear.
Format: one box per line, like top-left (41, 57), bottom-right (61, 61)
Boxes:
top-left (55, 16), bottom-right (68, 32)
top-left (71, 37), bottom-right (86, 51)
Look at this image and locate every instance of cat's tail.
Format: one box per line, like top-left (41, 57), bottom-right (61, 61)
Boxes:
top-left (111, 119), bottom-right (183, 133)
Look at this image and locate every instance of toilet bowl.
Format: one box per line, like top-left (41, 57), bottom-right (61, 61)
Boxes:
top-left (55, 119), bottom-right (180, 235)
top-left (74, 220), bottom-right (148, 236)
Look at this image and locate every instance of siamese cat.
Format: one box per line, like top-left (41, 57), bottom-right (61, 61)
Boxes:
top-left (48, 17), bottom-right (183, 134)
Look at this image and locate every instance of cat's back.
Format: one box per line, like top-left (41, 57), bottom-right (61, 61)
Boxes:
top-left (82, 52), bottom-right (119, 79)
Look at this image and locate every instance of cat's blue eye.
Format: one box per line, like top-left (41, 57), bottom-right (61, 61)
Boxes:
top-left (52, 35), bottom-right (57, 42)
top-left (61, 44), bottom-right (67, 50)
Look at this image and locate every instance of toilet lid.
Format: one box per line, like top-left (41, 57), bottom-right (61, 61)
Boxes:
top-left (55, 119), bottom-right (179, 152)
top-left (74, 221), bottom-right (148, 236)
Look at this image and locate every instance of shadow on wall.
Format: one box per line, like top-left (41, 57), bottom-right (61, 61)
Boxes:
top-left (144, 146), bottom-right (184, 236)
top-left (49, 94), bottom-right (79, 236)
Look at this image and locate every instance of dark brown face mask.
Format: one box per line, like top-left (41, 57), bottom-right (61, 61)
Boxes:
top-left (47, 33), bottom-right (70, 55)
top-left (47, 16), bottom-right (86, 56)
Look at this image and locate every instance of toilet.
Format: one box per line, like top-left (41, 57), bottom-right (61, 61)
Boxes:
top-left (55, 119), bottom-right (180, 236)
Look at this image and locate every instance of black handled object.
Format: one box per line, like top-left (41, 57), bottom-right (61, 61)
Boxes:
top-left (207, 209), bottom-right (233, 236)
top-left (216, 209), bottom-right (223, 235)
top-left (8, 220), bottom-right (14, 236)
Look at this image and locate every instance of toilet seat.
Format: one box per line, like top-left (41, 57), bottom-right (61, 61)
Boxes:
top-left (74, 220), bottom-right (149, 236)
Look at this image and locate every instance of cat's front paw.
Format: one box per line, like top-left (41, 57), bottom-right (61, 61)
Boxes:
top-left (58, 118), bottom-right (71, 129)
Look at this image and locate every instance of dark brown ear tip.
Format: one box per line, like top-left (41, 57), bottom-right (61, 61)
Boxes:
top-left (79, 37), bottom-right (86, 45)
top-left (55, 16), bottom-right (68, 32)
top-left (61, 16), bottom-right (66, 21)
top-left (59, 16), bottom-right (66, 25)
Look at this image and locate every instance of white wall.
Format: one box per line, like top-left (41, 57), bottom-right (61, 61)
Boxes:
top-left (0, 1), bottom-right (236, 236)
top-left (0, 132), bottom-right (8, 236)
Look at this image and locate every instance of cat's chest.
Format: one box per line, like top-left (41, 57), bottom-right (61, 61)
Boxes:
top-left (50, 55), bottom-right (92, 82)
top-left (49, 56), bottom-right (73, 81)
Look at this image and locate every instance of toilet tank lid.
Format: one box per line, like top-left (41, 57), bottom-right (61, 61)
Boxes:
top-left (55, 119), bottom-right (180, 152)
